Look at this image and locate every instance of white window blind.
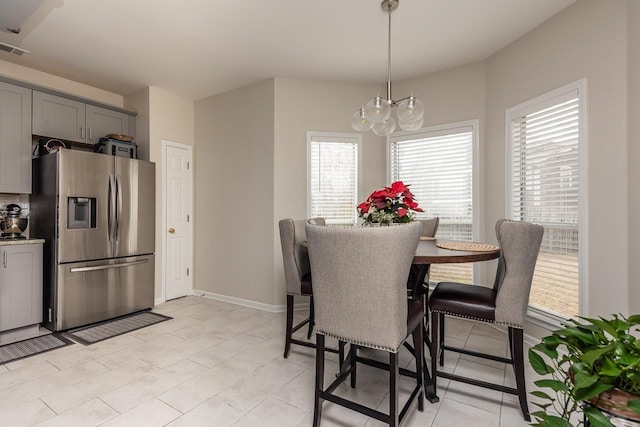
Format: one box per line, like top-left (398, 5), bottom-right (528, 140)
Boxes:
top-left (390, 123), bottom-right (475, 283)
top-left (308, 132), bottom-right (360, 225)
top-left (508, 86), bottom-right (582, 319)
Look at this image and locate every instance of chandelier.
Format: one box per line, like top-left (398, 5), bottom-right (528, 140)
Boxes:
top-left (351, 0), bottom-right (424, 136)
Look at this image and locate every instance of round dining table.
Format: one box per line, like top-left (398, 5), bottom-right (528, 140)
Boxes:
top-left (413, 238), bottom-right (500, 264)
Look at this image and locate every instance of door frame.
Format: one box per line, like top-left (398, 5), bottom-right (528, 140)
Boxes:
top-left (160, 139), bottom-right (194, 304)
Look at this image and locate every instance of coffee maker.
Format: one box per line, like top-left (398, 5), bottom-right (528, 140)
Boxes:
top-left (0, 204), bottom-right (28, 239)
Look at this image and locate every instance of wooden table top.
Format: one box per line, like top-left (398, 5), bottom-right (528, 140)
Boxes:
top-left (413, 239), bottom-right (500, 264)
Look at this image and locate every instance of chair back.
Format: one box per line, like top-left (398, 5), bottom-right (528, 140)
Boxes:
top-left (279, 218), bottom-right (325, 295)
top-left (418, 217), bottom-right (439, 238)
top-left (493, 219), bottom-right (544, 327)
top-left (306, 222), bottom-right (421, 352)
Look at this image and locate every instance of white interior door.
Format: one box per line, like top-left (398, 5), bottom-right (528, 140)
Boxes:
top-left (163, 141), bottom-right (193, 301)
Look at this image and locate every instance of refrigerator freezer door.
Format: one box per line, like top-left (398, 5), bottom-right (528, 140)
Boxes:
top-left (55, 255), bottom-right (155, 331)
top-left (58, 150), bottom-right (114, 263)
top-left (114, 157), bottom-right (155, 257)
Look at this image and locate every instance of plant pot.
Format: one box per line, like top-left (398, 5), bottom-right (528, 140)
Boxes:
top-left (588, 388), bottom-right (640, 425)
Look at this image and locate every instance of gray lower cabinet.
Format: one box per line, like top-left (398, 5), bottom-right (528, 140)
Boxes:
top-left (0, 81), bottom-right (32, 194)
top-left (0, 244), bottom-right (43, 332)
top-left (33, 91), bottom-right (132, 144)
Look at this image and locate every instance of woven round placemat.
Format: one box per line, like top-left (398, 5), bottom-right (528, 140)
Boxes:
top-left (436, 241), bottom-right (500, 252)
top-left (420, 236), bottom-right (436, 241)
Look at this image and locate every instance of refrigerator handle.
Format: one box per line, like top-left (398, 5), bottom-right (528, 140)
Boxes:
top-left (69, 258), bottom-right (149, 273)
top-left (109, 174), bottom-right (117, 242)
top-left (115, 175), bottom-right (122, 241)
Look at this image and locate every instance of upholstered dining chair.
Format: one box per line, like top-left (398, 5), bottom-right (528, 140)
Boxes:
top-left (279, 217), bottom-right (325, 358)
top-left (429, 219), bottom-right (544, 421)
top-left (306, 222), bottom-right (424, 427)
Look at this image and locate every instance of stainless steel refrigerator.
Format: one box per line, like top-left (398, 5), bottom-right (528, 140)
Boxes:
top-left (31, 149), bottom-right (155, 331)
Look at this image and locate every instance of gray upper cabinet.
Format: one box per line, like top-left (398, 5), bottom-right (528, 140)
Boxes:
top-left (0, 81), bottom-right (32, 194)
top-left (33, 91), bottom-right (85, 143)
top-left (85, 104), bottom-right (129, 144)
top-left (33, 91), bottom-right (132, 144)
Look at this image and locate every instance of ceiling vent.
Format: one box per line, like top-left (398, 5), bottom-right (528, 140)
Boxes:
top-left (0, 41), bottom-right (29, 56)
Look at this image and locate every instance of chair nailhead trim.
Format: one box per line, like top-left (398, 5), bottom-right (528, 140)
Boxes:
top-left (430, 309), bottom-right (523, 329)
top-left (316, 331), bottom-right (399, 353)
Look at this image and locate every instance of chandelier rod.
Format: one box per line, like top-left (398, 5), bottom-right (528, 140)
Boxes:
top-left (387, 5), bottom-right (392, 103)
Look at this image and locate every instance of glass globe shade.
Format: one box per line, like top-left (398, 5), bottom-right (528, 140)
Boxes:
top-left (364, 96), bottom-right (391, 123)
top-left (372, 117), bottom-right (396, 136)
top-left (397, 96), bottom-right (424, 122)
top-left (351, 108), bottom-right (373, 131)
top-left (398, 115), bottom-right (424, 131)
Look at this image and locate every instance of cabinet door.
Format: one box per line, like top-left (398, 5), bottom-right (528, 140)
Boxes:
top-left (86, 105), bottom-right (130, 144)
top-left (0, 82), bottom-right (32, 193)
top-left (0, 244), bottom-right (43, 332)
top-left (33, 91), bottom-right (85, 143)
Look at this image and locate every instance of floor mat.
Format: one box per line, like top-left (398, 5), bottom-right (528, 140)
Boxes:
top-left (0, 333), bottom-right (73, 365)
top-left (65, 311), bottom-right (172, 345)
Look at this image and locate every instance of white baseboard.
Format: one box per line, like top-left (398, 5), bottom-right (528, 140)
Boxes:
top-left (194, 289), bottom-right (292, 313)
top-left (154, 297), bottom-right (165, 306)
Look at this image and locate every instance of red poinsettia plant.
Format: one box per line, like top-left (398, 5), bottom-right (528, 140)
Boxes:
top-left (357, 181), bottom-right (423, 224)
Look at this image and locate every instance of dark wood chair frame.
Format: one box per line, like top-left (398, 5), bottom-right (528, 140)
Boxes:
top-left (430, 313), bottom-right (530, 421)
top-left (284, 294), bottom-right (344, 361)
top-left (313, 323), bottom-right (424, 427)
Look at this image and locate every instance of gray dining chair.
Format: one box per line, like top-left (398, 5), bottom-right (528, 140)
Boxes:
top-left (306, 222), bottom-right (424, 427)
top-left (279, 217), bottom-right (325, 358)
top-left (429, 219), bottom-right (544, 421)
top-left (419, 217), bottom-right (440, 239)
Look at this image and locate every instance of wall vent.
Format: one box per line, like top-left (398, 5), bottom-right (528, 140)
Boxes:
top-left (0, 41), bottom-right (29, 56)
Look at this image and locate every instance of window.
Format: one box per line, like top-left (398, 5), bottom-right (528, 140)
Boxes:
top-left (389, 121), bottom-right (477, 283)
top-left (307, 131), bottom-right (361, 225)
top-left (506, 80), bottom-right (585, 320)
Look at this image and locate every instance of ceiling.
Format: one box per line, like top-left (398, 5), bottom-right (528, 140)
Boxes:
top-left (0, 0), bottom-right (576, 102)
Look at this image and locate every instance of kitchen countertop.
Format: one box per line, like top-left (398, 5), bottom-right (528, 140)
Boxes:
top-left (0, 238), bottom-right (45, 246)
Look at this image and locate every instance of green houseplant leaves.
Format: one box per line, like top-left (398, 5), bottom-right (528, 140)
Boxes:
top-left (528, 314), bottom-right (640, 427)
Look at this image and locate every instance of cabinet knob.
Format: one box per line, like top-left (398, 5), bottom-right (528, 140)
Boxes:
top-left (168, 228), bottom-right (175, 234)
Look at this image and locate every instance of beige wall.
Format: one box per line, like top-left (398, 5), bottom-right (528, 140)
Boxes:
top-left (272, 78), bottom-right (384, 305)
top-left (485, 0), bottom-right (629, 316)
top-left (126, 86), bottom-right (194, 302)
top-left (194, 80), bottom-right (275, 305)
top-left (0, 59), bottom-right (123, 107)
top-left (628, 0), bottom-right (640, 315)
top-left (124, 88), bottom-right (150, 161)
top-left (149, 87), bottom-right (194, 302)
top-left (392, 62), bottom-right (498, 282)
top-left (393, 62), bottom-right (486, 132)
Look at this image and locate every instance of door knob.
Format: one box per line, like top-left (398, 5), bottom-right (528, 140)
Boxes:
top-left (168, 228), bottom-right (175, 234)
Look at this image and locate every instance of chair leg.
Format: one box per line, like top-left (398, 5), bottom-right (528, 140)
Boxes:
top-left (284, 294), bottom-right (294, 358)
top-left (413, 323), bottom-right (424, 412)
top-left (438, 313), bottom-right (445, 366)
top-left (313, 334), bottom-right (325, 427)
top-left (430, 310), bottom-right (439, 392)
top-left (350, 345), bottom-right (357, 388)
top-left (338, 340), bottom-right (346, 367)
top-left (511, 327), bottom-right (531, 422)
top-left (307, 295), bottom-right (315, 339)
top-left (390, 351), bottom-right (399, 427)
top-left (508, 326), bottom-right (515, 360)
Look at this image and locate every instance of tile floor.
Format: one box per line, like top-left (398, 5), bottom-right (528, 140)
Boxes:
top-left (0, 296), bottom-right (542, 426)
